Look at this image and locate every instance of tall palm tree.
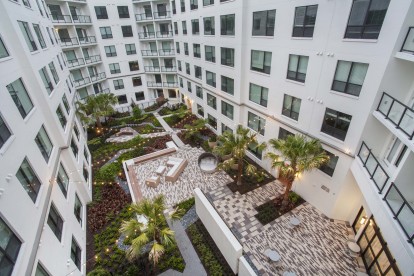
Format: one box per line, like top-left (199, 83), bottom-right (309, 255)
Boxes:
top-left (214, 125), bottom-right (267, 185)
top-left (120, 195), bottom-right (182, 270)
top-left (76, 93), bottom-right (118, 127)
top-left (266, 135), bottom-right (329, 205)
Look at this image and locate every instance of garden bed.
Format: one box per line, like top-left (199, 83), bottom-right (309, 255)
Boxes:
top-left (174, 197), bottom-right (195, 218)
top-left (158, 104), bottom-right (187, 116)
top-left (187, 220), bottom-right (235, 276)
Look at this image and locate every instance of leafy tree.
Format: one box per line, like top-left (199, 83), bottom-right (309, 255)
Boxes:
top-left (266, 135), bottom-right (329, 205)
top-left (76, 93), bottom-right (118, 127)
top-left (214, 125), bottom-right (266, 185)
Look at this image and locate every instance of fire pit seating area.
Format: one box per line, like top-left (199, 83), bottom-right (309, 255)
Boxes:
top-left (165, 157), bottom-right (188, 182)
top-left (198, 152), bottom-right (219, 173)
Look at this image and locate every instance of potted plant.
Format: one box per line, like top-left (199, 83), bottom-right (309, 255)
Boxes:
top-left (222, 148), bottom-right (232, 161)
top-left (208, 136), bottom-right (217, 148)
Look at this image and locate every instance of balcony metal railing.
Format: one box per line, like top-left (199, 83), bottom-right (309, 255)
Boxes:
top-left (90, 72), bottom-right (106, 82)
top-left (153, 11), bottom-right (171, 19)
top-left (95, 88), bottom-right (109, 94)
top-left (163, 82), bottom-right (178, 87)
top-left (147, 81), bottom-right (163, 87)
top-left (138, 32), bottom-right (156, 39)
top-left (59, 37), bottom-right (79, 47)
top-left (79, 36), bottom-right (96, 45)
top-left (357, 141), bottom-right (390, 193)
top-left (161, 66), bottom-right (176, 72)
top-left (74, 77), bottom-right (90, 87)
top-left (141, 50), bottom-right (158, 56)
top-left (377, 92), bottom-right (414, 140)
top-left (159, 49), bottom-right (175, 56)
top-left (72, 15), bottom-right (92, 24)
top-left (144, 66), bottom-right (160, 72)
top-left (135, 13), bottom-right (153, 21)
top-left (67, 58), bottom-right (85, 68)
top-left (401, 27), bottom-right (414, 54)
top-left (50, 14), bottom-right (72, 23)
top-left (156, 31), bottom-right (173, 38)
top-left (85, 55), bottom-right (101, 64)
top-left (384, 183), bottom-right (414, 245)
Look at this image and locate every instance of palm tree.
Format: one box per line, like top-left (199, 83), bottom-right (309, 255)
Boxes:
top-left (183, 118), bottom-right (206, 141)
top-left (120, 195), bottom-right (182, 270)
top-left (76, 93), bottom-right (118, 128)
top-left (214, 125), bottom-right (267, 185)
top-left (266, 135), bottom-right (329, 205)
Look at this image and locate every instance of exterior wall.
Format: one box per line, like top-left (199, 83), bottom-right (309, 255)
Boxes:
top-left (238, 256), bottom-right (257, 276)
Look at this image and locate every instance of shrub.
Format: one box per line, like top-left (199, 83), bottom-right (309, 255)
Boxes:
top-left (175, 197), bottom-right (195, 217)
top-left (95, 162), bottom-right (120, 183)
top-left (87, 267), bottom-right (111, 276)
top-left (132, 107), bottom-right (143, 119)
top-left (289, 191), bottom-right (301, 204)
top-left (209, 136), bottom-right (216, 142)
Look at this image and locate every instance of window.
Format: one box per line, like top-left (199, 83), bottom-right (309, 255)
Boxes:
top-left (22, 0), bottom-right (31, 8)
top-left (252, 10), bottom-right (276, 36)
top-left (321, 108), bottom-right (352, 141)
top-left (122, 26), bottom-right (133, 37)
top-left (248, 111), bottom-right (265, 135)
top-left (117, 6), bottom-right (130, 18)
top-left (39, 67), bottom-right (53, 94)
top-left (46, 27), bottom-right (54, 45)
top-left (173, 22), bottom-right (178, 35)
top-left (129, 61), bottom-right (139, 71)
top-left (56, 163), bottom-right (69, 197)
top-left (251, 50), bottom-right (272, 74)
top-left (193, 44), bottom-right (201, 58)
top-left (56, 55), bottom-right (63, 70)
top-left (278, 127), bottom-right (294, 140)
top-left (35, 126), bottom-right (53, 162)
top-left (18, 21), bottom-right (38, 52)
top-left (184, 43), bottom-right (189, 55)
top-left (32, 24), bottom-right (46, 49)
top-left (332, 61), bottom-right (368, 97)
top-left (197, 104), bottom-right (204, 117)
top-left (0, 115), bottom-right (12, 149)
top-left (248, 141), bottom-right (263, 159)
top-left (204, 17), bottom-right (215, 35)
top-left (95, 6), bottom-right (108, 19)
top-left (176, 42), bottom-right (180, 54)
top-left (83, 163), bottom-right (89, 182)
top-left (73, 124), bottom-right (80, 140)
top-left (179, 78), bottom-right (183, 88)
top-left (319, 150), bottom-right (338, 177)
top-left (100, 27), bottom-right (112, 39)
top-left (109, 63), bottom-right (120, 74)
top-left (195, 66), bottom-right (202, 79)
top-left (180, 0), bottom-right (185, 12)
top-left (187, 81), bottom-right (192, 92)
top-left (206, 71), bottom-right (216, 87)
top-left (70, 138), bottom-right (78, 158)
top-left (203, 0), bottom-right (214, 6)
top-left (221, 76), bottom-right (234, 95)
top-left (192, 19), bottom-right (200, 35)
top-left (74, 194), bottom-right (83, 225)
top-left (0, 36), bottom-right (10, 58)
top-left (104, 45), bottom-right (117, 57)
top-left (282, 94), bottom-right (301, 121)
top-left (186, 63), bottom-right (190, 74)
top-left (205, 45), bottom-right (215, 62)
top-left (190, 0), bottom-right (198, 9)
top-left (207, 114), bottom-right (217, 129)
top-left (286, 54), bottom-right (309, 83)
top-left (48, 62), bottom-right (59, 84)
top-left (220, 14), bottom-right (235, 35)
top-left (135, 91), bottom-right (145, 101)
top-left (35, 263), bottom-right (50, 276)
top-left (125, 43), bottom-right (136, 55)
top-left (132, 76), bottom-right (142, 86)
top-left (292, 5), bottom-right (318, 37)
top-left (113, 79), bottom-right (124, 90)
top-left (177, 60), bottom-right (182, 71)
top-left (222, 123), bottom-right (233, 134)
top-left (249, 83), bottom-right (268, 107)
top-left (7, 78), bottom-right (34, 119)
top-left (207, 93), bottom-right (217, 109)
top-left (62, 94), bottom-right (70, 114)
top-left (71, 237), bottom-right (81, 270)
top-left (0, 218), bottom-right (22, 276)
top-left (56, 106), bottom-right (67, 129)
top-left (84, 148), bottom-right (90, 164)
top-left (182, 21), bottom-right (187, 35)
top-left (196, 86), bottom-right (203, 99)
top-left (172, 0), bottom-right (176, 14)
top-left (16, 158), bottom-right (42, 202)
top-left (118, 95), bottom-right (128, 104)
top-left (221, 47), bottom-right (234, 67)
top-left (345, 0), bottom-right (390, 39)
top-left (221, 101), bottom-right (234, 119)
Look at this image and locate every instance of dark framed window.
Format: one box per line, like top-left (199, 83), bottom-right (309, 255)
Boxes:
top-left (18, 21), bottom-right (37, 52)
top-left (321, 108), bottom-right (352, 141)
top-left (205, 45), bottom-right (215, 62)
top-left (251, 50), bottom-right (272, 74)
top-left (222, 123), bottom-right (233, 134)
top-left (179, 78), bottom-right (183, 88)
top-left (172, 0), bottom-right (176, 14)
top-left (195, 66), bottom-right (202, 79)
top-left (104, 45), bottom-right (117, 57)
top-left (192, 19), bottom-right (200, 35)
top-left (252, 10), bottom-right (276, 36)
top-left (35, 263), bottom-right (50, 276)
top-left (184, 42), bottom-right (189, 55)
top-left (221, 14), bottom-right (235, 35)
top-left (71, 237), bottom-right (82, 270)
top-left (207, 114), bottom-right (217, 129)
top-left (0, 36), bottom-right (10, 58)
top-left (7, 78), bottom-right (34, 119)
top-left (249, 83), bottom-right (268, 107)
top-left (221, 101), bottom-right (234, 119)
top-left (345, 0), bottom-right (390, 39)
top-left (318, 150), bottom-right (338, 177)
top-left (196, 86), bottom-right (203, 99)
top-left (49, 62), bottom-right (59, 84)
top-left (99, 27), bottom-right (112, 39)
top-left (292, 5), bottom-right (318, 38)
top-left (204, 17), bottom-right (215, 35)
top-left (0, 115), bottom-right (12, 149)
top-left (57, 162), bottom-right (70, 195)
top-left (180, 0), bottom-right (185, 12)
top-left (109, 63), bottom-right (121, 74)
top-left (282, 94), bottom-right (301, 121)
top-left (47, 203), bottom-right (63, 241)
top-left (193, 44), bottom-right (201, 58)
top-left (83, 163), bottom-right (89, 182)
top-left (221, 47), bottom-right (234, 67)
top-left (132, 76), bottom-right (142, 86)
top-left (56, 106), bottom-right (67, 129)
top-left (35, 125), bottom-right (53, 162)
top-left (352, 207), bottom-right (367, 233)
top-left (248, 141), bottom-right (263, 159)
top-left (287, 54), bottom-right (309, 83)
top-left (186, 62), bottom-right (190, 74)
top-left (174, 22), bottom-right (179, 35)
top-left (177, 60), bottom-right (182, 71)
top-left (207, 93), bottom-right (217, 109)
top-left (248, 111), bottom-right (265, 135)
top-left (73, 124), bottom-right (80, 140)
top-left (0, 218), bottom-right (22, 276)
top-left (187, 81), bottom-right (192, 93)
top-left (83, 147), bottom-right (90, 164)
top-left (121, 25), bottom-right (133, 37)
top-left (33, 24), bottom-right (46, 49)
top-left (332, 61), bottom-right (368, 97)
top-left (39, 66), bottom-right (54, 94)
top-left (74, 194), bottom-right (83, 225)
top-left (16, 158), bottom-right (42, 202)
top-left (278, 127), bottom-right (294, 140)
top-left (94, 6), bottom-right (108, 19)
top-left (117, 95), bottom-right (128, 104)
top-left (70, 138), bottom-right (78, 159)
top-left (129, 61), bottom-right (139, 71)
top-left (190, 0), bottom-right (198, 9)
top-left (117, 6), bottom-right (130, 18)
top-left (135, 91), bottom-right (145, 101)
top-left (203, 0), bottom-right (214, 6)
top-left (182, 21), bottom-right (187, 35)
top-left (113, 79), bottom-right (124, 90)
top-left (206, 71), bottom-right (216, 87)
top-left (168, 89), bottom-right (177, 98)
top-left (197, 104), bottom-right (204, 117)
top-left (221, 76), bottom-right (234, 95)
top-left (125, 43), bottom-right (136, 55)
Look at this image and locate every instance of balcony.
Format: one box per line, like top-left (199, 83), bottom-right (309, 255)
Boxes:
top-left (90, 72), bottom-right (106, 83)
top-left (156, 31), bottom-right (173, 38)
top-left (50, 14), bottom-right (72, 23)
top-left (85, 55), bottom-right (101, 64)
top-left (163, 82), bottom-right (178, 88)
top-left (74, 77), bottom-right (90, 88)
top-left (144, 66), bottom-right (160, 72)
top-left (95, 88), bottom-right (110, 94)
top-left (135, 13), bottom-right (153, 21)
top-left (147, 81), bottom-right (163, 88)
top-left (67, 58), bottom-right (85, 68)
top-left (161, 66), bottom-right (176, 72)
top-left (396, 27), bottom-right (414, 62)
top-left (59, 37), bottom-right (79, 48)
top-left (376, 92), bottom-right (414, 140)
top-left (141, 50), bottom-right (158, 57)
top-left (138, 32), bottom-right (156, 40)
top-left (72, 15), bottom-right (92, 24)
top-left (79, 36), bottom-right (96, 45)
top-left (159, 49), bottom-right (175, 56)
top-left (153, 11), bottom-right (171, 19)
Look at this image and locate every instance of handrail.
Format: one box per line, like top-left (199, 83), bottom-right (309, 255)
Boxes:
top-left (138, 32), bottom-right (156, 39)
top-left (144, 66), bottom-right (160, 72)
top-left (163, 82), bottom-right (178, 87)
top-left (50, 14), bottom-right (72, 23)
top-left (161, 66), bottom-right (176, 72)
top-left (59, 37), bottom-right (79, 47)
top-left (72, 15), bottom-right (91, 24)
top-left (74, 77), bottom-right (91, 87)
top-left (141, 50), bottom-right (158, 56)
top-left (85, 55), bottom-right (101, 64)
top-left (135, 13), bottom-right (153, 21)
top-left (79, 36), bottom-right (96, 44)
top-left (90, 72), bottom-right (106, 82)
top-left (153, 11), bottom-right (171, 19)
top-left (156, 31), bottom-right (173, 38)
top-left (159, 49), bottom-right (175, 56)
top-left (147, 81), bottom-right (163, 87)
top-left (67, 58), bottom-right (85, 68)
top-left (400, 27), bottom-right (414, 54)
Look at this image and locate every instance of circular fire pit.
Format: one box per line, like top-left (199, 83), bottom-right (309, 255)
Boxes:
top-left (198, 152), bottom-right (219, 173)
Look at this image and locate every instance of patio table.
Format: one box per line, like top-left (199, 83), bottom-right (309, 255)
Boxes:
top-left (264, 249), bottom-right (281, 262)
top-left (347, 241), bottom-right (361, 253)
top-left (283, 271), bottom-right (296, 276)
top-left (290, 217), bottom-right (301, 226)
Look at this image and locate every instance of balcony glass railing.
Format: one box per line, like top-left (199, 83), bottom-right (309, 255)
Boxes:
top-left (156, 31), bottom-right (173, 38)
top-left (72, 15), bottom-right (91, 24)
top-left (159, 49), bottom-right (175, 56)
top-left (401, 27), bottom-right (414, 54)
top-left (79, 36), bottom-right (96, 45)
top-left (138, 32), bottom-right (156, 39)
top-left (67, 58), bottom-right (85, 68)
top-left (357, 141), bottom-right (389, 193)
top-left (95, 88), bottom-right (109, 94)
top-left (141, 50), bottom-right (158, 56)
top-left (85, 55), bottom-right (101, 64)
top-left (161, 66), bottom-right (176, 72)
top-left (163, 82), bottom-right (178, 87)
top-left (147, 81), bottom-right (163, 87)
top-left (50, 14), bottom-right (72, 23)
top-left (90, 72), bottom-right (106, 82)
top-left (135, 13), bottom-right (153, 21)
top-left (59, 37), bottom-right (79, 47)
top-left (377, 92), bottom-right (414, 140)
top-left (74, 77), bottom-right (90, 87)
top-left (153, 11), bottom-right (171, 19)
top-left (144, 66), bottom-right (160, 72)
top-left (384, 183), bottom-right (414, 245)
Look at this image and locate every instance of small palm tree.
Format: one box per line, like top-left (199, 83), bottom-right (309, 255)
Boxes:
top-left (76, 93), bottom-right (118, 128)
top-left (120, 195), bottom-right (182, 270)
top-left (214, 125), bottom-right (266, 185)
top-left (184, 118), bottom-right (206, 141)
top-left (266, 135), bottom-right (329, 205)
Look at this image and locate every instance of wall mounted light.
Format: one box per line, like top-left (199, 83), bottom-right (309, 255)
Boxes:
top-left (360, 215), bottom-right (368, 225)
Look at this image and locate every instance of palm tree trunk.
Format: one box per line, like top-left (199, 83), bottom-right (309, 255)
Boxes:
top-left (95, 116), bottom-right (102, 127)
top-left (237, 158), bottom-right (243, 185)
top-left (282, 179), bottom-right (293, 205)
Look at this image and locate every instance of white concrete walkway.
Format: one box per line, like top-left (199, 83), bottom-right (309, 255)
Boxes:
top-left (154, 112), bottom-right (185, 147)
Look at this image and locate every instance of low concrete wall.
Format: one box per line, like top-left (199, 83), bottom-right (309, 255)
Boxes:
top-left (238, 256), bottom-right (257, 276)
top-left (194, 188), bottom-right (243, 274)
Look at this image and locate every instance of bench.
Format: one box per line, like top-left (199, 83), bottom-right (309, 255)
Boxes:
top-left (165, 157), bottom-right (188, 182)
top-left (133, 147), bottom-right (176, 164)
